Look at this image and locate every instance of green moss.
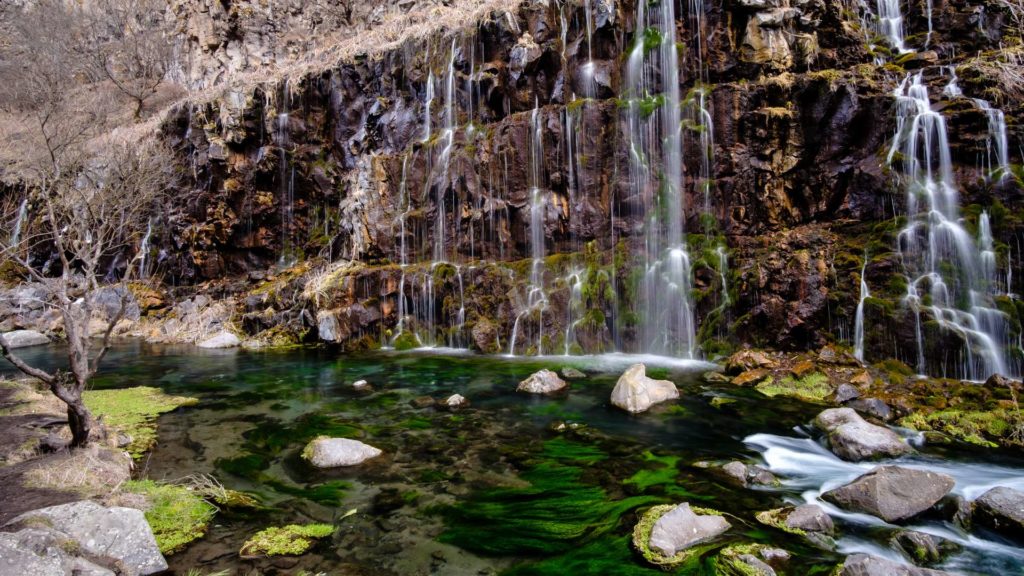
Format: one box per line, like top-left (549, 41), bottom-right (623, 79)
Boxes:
top-left (124, 480), bottom-right (217, 555)
top-left (541, 438), bottom-right (607, 464)
top-left (393, 330), bottom-right (420, 351)
top-left (755, 373), bottom-right (831, 403)
top-left (239, 523), bottom-right (335, 557)
top-left (899, 408), bottom-right (1020, 448)
top-left (439, 462), bottom-right (658, 556)
top-left (504, 535), bottom-right (668, 576)
top-left (84, 387), bottom-right (199, 458)
top-left (755, 508), bottom-right (805, 536)
top-left (712, 543), bottom-right (778, 576)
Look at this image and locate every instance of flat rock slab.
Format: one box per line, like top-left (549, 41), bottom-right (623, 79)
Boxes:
top-left (5, 501), bottom-right (167, 576)
top-left (973, 486), bottom-right (1024, 544)
top-left (814, 408), bottom-right (912, 461)
top-left (822, 466), bottom-right (955, 522)
top-left (649, 503), bottom-right (731, 557)
top-left (197, 331), bottom-right (241, 349)
top-left (0, 330), bottom-right (49, 349)
top-left (303, 437), bottom-right (382, 468)
top-left (517, 369), bottom-right (567, 395)
top-left (0, 528), bottom-right (116, 576)
top-left (839, 553), bottom-right (956, 575)
top-left (611, 364), bottom-right (679, 413)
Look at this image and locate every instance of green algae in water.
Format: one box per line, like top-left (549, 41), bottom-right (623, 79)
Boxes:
top-left (541, 438), bottom-right (607, 464)
top-left (440, 462), bottom-right (659, 556)
top-left (263, 479), bottom-right (351, 506)
top-left (239, 523), bottom-right (334, 557)
top-left (84, 387), bottom-right (199, 458)
top-left (123, 480), bottom-right (216, 555)
top-left (625, 452), bottom-right (681, 491)
top-left (503, 535), bottom-right (672, 576)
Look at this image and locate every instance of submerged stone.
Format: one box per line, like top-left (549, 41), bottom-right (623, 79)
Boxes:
top-left (302, 437), bottom-right (382, 468)
top-left (444, 394), bottom-right (469, 409)
top-left (561, 367), bottom-right (586, 379)
top-left (890, 530), bottom-right (959, 565)
top-left (518, 369), bottom-right (568, 395)
top-left (822, 466), bottom-right (955, 522)
top-left (814, 408), bottom-right (911, 461)
top-left (838, 553), bottom-right (956, 575)
top-left (610, 364), bottom-right (679, 413)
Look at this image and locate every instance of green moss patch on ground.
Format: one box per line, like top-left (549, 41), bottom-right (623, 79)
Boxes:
top-left (755, 373), bottom-right (832, 403)
top-left (84, 387), bottom-right (198, 458)
top-left (239, 523), bottom-right (335, 557)
top-left (900, 408), bottom-right (1022, 448)
top-left (123, 479), bottom-right (217, 555)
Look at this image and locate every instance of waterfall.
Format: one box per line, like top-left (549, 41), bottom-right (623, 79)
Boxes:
top-left (973, 98), bottom-right (1011, 181)
top-left (853, 257), bottom-right (870, 362)
top-left (10, 198), bottom-right (27, 246)
top-left (433, 39), bottom-right (458, 263)
top-left (277, 82), bottom-right (295, 265)
top-left (138, 218), bottom-right (153, 280)
top-left (509, 105), bottom-right (550, 356)
top-left (563, 269), bottom-right (585, 355)
top-left (625, 0), bottom-right (698, 358)
top-left (875, 0), bottom-right (908, 53)
top-left (889, 73), bottom-right (1012, 380)
top-left (393, 155), bottom-right (411, 345)
top-left (941, 66), bottom-right (962, 98)
top-left (450, 265), bottom-right (467, 348)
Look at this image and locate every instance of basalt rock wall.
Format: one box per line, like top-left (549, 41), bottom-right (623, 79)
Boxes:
top-left (152, 0), bottom-right (1024, 367)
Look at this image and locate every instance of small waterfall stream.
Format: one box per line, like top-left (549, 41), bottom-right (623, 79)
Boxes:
top-left (853, 257), bottom-right (870, 362)
top-left (10, 198), bottom-right (27, 246)
top-left (889, 73), bottom-right (1013, 380)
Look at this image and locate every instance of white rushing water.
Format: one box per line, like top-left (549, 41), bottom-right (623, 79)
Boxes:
top-left (746, 432), bottom-right (1024, 573)
top-left (10, 198), bottom-right (28, 247)
top-left (625, 0), bottom-right (697, 358)
top-left (853, 256), bottom-right (870, 362)
top-left (888, 73), bottom-right (1015, 380)
top-left (138, 218), bottom-right (153, 279)
top-left (973, 98), bottom-right (1011, 181)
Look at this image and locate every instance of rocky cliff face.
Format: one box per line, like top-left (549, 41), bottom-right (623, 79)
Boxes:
top-left (147, 0), bottom-right (1023, 373)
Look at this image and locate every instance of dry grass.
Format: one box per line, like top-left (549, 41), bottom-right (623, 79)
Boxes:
top-left (22, 445), bottom-right (131, 495)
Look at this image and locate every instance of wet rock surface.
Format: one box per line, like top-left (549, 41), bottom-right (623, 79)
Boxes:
top-left (972, 486), bottom-right (1024, 544)
top-left (646, 503), bottom-right (731, 557)
top-left (517, 369), bottom-right (567, 395)
top-left (302, 437), bottom-right (383, 468)
top-left (610, 364), bottom-right (679, 413)
top-left (822, 466), bottom-right (955, 522)
top-left (814, 408), bottom-right (912, 461)
top-left (838, 553), bottom-right (956, 576)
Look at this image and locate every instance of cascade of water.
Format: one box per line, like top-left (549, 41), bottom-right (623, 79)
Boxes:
top-left (277, 82), bottom-right (295, 265)
top-left (450, 265), bottom-right (467, 348)
top-left (563, 269), bottom-right (585, 355)
top-left (924, 0), bottom-right (934, 47)
top-left (509, 105), bottom-right (550, 356)
top-left (393, 155), bottom-right (411, 345)
top-left (138, 218), bottom-right (153, 279)
top-left (853, 257), bottom-right (870, 362)
top-left (10, 198), bottom-right (27, 246)
top-left (687, 86), bottom-right (716, 215)
top-left (979, 211), bottom-right (998, 290)
top-left (715, 245), bottom-right (730, 307)
top-left (625, 0), bottom-right (698, 358)
top-left (889, 73), bottom-right (1013, 379)
top-left (941, 66), bottom-right (962, 98)
top-left (875, 0), bottom-right (908, 53)
top-left (973, 98), bottom-right (1011, 180)
top-left (433, 39), bottom-right (458, 263)
top-left (423, 70), bottom-right (435, 143)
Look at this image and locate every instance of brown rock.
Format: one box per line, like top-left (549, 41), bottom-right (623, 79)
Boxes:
top-left (732, 369), bottom-right (771, 387)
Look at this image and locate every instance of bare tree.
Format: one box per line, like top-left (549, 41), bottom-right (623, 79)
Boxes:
top-left (88, 0), bottom-right (174, 119)
top-left (0, 140), bottom-right (173, 447)
top-left (0, 0), bottom-right (174, 447)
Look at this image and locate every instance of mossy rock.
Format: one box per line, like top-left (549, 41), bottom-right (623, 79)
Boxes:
top-left (239, 523), bottom-right (335, 558)
top-left (392, 330), bottom-right (420, 351)
top-left (712, 543), bottom-right (780, 576)
top-left (755, 507), bottom-right (805, 535)
top-left (631, 504), bottom-right (726, 569)
top-left (84, 387), bottom-right (199, 458)
top-left (755, 373), bottom-right (832, 403)
top-left (123, 480), bottom-right (216, 555)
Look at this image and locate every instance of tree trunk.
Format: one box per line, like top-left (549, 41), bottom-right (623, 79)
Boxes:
top-left (65, 393), bottom-right (92, 448)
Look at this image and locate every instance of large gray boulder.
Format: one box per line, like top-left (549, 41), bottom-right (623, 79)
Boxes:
top-left (814, 408), bottom-right (912, 461)
top-left (4, 501), bottom-right (167, 576)
top-left (822, 466), bottom-right (955, 522)
top-left (839, 553), bottom-right (956, 575)
top-left (0, 528), bottom-right (115, 576)
top-left (648, 503), bottom-right (731, 557)
top-left (611, 364), bottom-right (679, 413)
top-left (0, 330), bottom-right (49, 349)
top-left (972, 486), bottom-right (1024, 544)
top-left (302, 437), bottom-right (382, 468)
top-left (517, 369), bottom-right (567, 395)
top-left (197, 330), bottom-right (241, 349)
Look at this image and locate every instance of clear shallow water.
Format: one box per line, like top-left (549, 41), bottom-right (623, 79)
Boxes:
top-left (4, 342), bottom-right (1023, 575)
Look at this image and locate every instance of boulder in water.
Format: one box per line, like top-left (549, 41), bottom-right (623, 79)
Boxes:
top-left (197, 331), bottom-right (240, 349)
top-left (814, 408), bottom-right (911, 461)
top-left (444, 394), bottom-right (469, 409)
top-left (756, 505), bottom-right (835, 550)
top-left (822, 466), bottom-right (955, 522)
top-left (611, 364), bottom-right (679, 413)
top-left (633, 503), bottom-right (731, 568)
top-left (0, 330), bottom-right (49, 349)
top-left (302, 437), bottom-right (382, 468)
top-left (890, 530), bottom-right (959, 565)
top-left (561, 367), bottom-right (586, 379)
top-left (972, 486), bottom-right (1024, 544)
top-left (838, 553), bottom-right (956, 575)
top-left (4, 501), bottom-right (167, 575)
top-left (517, 369), bottom-right (567, 395)
top-left (720, 461), bottom-right (778, 488)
